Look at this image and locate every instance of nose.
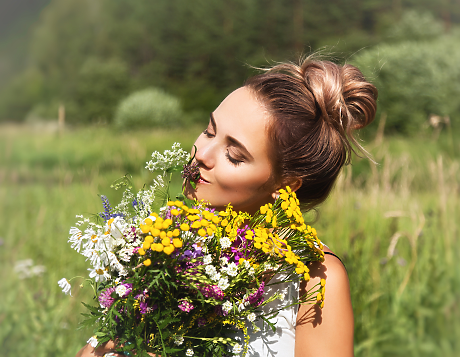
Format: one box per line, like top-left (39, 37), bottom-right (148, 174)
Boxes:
top-left (194, 140), bottom-right (215, 169)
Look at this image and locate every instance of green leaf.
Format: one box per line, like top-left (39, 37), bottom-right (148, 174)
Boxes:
top-left (166, 165), bottom-right (184, 173)
top-left (110, 174), bottom-right (134, 190)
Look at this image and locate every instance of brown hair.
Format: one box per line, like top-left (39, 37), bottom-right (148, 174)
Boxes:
top-left (245, 58), bottom-right (378, 211)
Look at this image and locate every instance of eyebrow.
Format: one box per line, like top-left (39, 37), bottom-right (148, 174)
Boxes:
top-left (210, 112), bottom-right (217, 133)
top-left (210, 112), bottom-right (254, 161)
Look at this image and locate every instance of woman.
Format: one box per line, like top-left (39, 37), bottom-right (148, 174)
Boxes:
top-left (77, 57), bottom-right (377, 357)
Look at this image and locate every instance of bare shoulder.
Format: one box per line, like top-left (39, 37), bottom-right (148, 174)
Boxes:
top-left (295, 248), bottom-right (354, 357)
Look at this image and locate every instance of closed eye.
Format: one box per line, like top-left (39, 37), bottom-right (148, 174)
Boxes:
top-left (203, 128), bottom-right (214, 138)
top-left (226, 150), bottom-right (243, 166)
top-left (202, 113), bottom-right (217, 138)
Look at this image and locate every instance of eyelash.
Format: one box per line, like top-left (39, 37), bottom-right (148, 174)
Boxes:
top-left (203, 128), bottom-right (243, 166)
top-left (203, 129), bottom-right (214, 138)
top-left (226, 151), bottom-right (243, 166)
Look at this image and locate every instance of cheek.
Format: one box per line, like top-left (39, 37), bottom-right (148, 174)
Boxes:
top-left (217, 164), bottom-right (272, 194)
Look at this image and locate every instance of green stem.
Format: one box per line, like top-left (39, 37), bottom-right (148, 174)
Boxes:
top-left (152, 317), bottom-right (167, 357)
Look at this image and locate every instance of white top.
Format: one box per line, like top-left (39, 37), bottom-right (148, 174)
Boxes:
top-left (246, 274), bottom-right (299, 357)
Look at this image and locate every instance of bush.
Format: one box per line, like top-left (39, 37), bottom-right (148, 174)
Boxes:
top-left (114, 88), bottom-right (183, 129)
top-left (386, 10), bottom-right (444, 42)
top-left (352, 33), bottom-right (460, 134)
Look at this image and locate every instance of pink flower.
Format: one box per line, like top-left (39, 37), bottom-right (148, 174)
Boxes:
top-left (178, 300), bottom-right (194, 313)
top-left (199, 284), bottom-right (224, 300)
top-left (99, 287), bottom-right (116, 308)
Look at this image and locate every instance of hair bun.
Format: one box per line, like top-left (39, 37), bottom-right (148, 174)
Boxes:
top-left (298, 60), bottom-right (377, 165)
top-left (301, 60), bottom-right (377, 137)
top-left (340, 64), bottom-right (378, 130)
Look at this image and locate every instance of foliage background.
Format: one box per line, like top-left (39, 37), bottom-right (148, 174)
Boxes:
top-left (0, 1), bottom-right (459, 356)
top-left (1, 0), bottom-right (460, 130)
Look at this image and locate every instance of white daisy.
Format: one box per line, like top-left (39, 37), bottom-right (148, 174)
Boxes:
top-left (58, 278), bottom-right (72, 296)
top-left (185, 348), bottom-right (194, 356)
top-left (68, 227), bottom-right (83, 252)
top-left (87, 335), bottom-right (98, 348)
top-left (82, 229), bottom-right (98, 251)
top-left (88, 266), bottom-right (110, 282)
top-left (84, 249), bottom-right (102, 267)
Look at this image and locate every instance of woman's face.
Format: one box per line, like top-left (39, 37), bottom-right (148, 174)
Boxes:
top-left (185, 87), bottom-right (278, 214)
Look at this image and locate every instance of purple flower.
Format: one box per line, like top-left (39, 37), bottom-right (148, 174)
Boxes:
top-left (99, 287), bottom-right (116, 308)
top-left (133, 292), bottom-right (157, 314)
top-left (192, 243), bottom-right (203, 256)
top-left (182, 250), bottom-right (193, 258)
top-left (197, 317), bottom-right (206, 327)
top-left (229, 227), bottom-right (252, 263)
top-left (179, 244), bottom-right (203, 261)
top-left (248, 282), bottom-right (265, 307)
top-left (182, 161), bottom-right (200, 182)
top-left (178, 300), bottom-right (194, 313)
top-left (99, 195), bottom-right (124, 222)
top-left (139, 300), bottom-right (149, 314)
top-left (200, 284), bottom-right (224, 300)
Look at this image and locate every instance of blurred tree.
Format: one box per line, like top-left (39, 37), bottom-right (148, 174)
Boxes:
top-left (30, 0), bottom-right (111, 98)
top-left (352, 19), bottom-right (460, 134)
top-left (0, 0), bottom-right (50, 88)
top-left (0, 67), bottom-right (45, 122)
top-left (1, 0), bottom-right (460, 129)
top-left (387, 10), bottom-right (444, 42)
top-left (74, 57), bottom-right (130, 124)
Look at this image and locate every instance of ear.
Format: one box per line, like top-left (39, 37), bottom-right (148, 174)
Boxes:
top-left (271, 177), bottom-right (302, 199)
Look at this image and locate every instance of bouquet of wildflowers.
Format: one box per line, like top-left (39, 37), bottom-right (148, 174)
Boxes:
top-left (59, 143), bottom-right (326, 357)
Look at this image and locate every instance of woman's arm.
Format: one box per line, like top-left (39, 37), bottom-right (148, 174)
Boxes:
top-left (76, 341), bottom-right (120, 357)
top-left (75, 342), bottom-right (157, 357)
top-left (295, 251), bottom-right (354, 357)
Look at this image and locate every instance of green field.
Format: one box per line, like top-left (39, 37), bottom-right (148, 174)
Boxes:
top-left (1, 123), bottom-right (459, 356)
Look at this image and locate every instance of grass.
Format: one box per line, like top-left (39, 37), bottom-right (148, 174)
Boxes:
top-left (0, 123), bottom-right (459, 356)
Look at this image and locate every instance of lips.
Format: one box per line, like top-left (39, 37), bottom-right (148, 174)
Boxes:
top-left (197, 175), bottom-right (210, 184)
